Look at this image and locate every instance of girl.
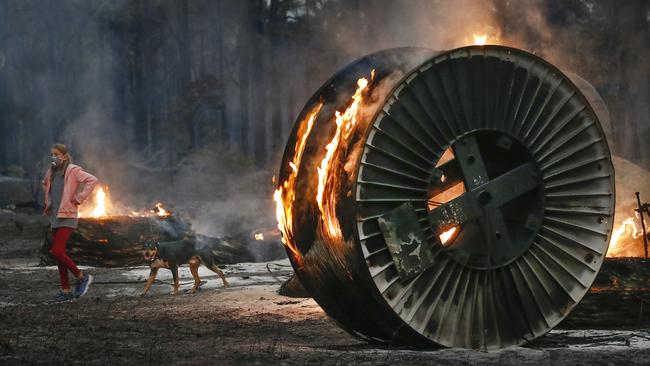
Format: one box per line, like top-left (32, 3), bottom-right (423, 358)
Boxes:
top-left (42, 143), bottom-right (98, 302)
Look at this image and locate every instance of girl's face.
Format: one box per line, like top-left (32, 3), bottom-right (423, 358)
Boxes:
top-left (50, 148), bottom-right (65, 167)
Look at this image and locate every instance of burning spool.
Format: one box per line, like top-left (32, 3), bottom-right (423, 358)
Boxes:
top-left (276, 46), bottom-right (615, 350)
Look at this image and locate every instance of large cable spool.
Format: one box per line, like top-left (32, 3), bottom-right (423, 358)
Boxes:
top-left (276, 45), bottom-right (615, 351)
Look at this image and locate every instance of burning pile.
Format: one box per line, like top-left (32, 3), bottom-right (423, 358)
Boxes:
top-left (78, 185), bottom-right (173, 220)
top-left (607, 216), bottom-right (644, 257)
top-left (606, 156), bottom-right (650, 258)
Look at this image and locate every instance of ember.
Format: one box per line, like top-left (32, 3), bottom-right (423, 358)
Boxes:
top-left (439, 227), bottom-right (457, 245)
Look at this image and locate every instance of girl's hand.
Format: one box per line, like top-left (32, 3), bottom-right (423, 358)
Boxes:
top-left (72, 197), bottom-right (82, 205)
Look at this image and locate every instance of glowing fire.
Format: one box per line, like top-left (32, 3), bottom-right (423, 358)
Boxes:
top-left (79, 185), bottom-right (172, 220)
top-left (607, 215), bottom-right (645, 257)
top-left (473, 34), bottom-right (488, 45)
top-left (274, 104), bottom-right (323, 262)
top-left (151, 202), bottom-right (171, 218)
top-left (316, 74), bottom-right (372, 240)
top-left (254, 232), bottom-right (264, 241)
top-left (439, 227), bottom-right (458, 245)
top-left (89, 186), bottom-right (108, 218)
top-left (274, 72), bottom-right (372, 259)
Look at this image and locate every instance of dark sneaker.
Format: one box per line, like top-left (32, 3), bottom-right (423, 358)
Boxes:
top-left (74, 274), bottom-right (93, 298)
top-left (52, 291), bottom-right (74, 303)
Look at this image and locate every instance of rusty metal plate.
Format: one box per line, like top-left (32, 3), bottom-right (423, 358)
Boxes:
top-left (378, 202), bottom-right (434, 281)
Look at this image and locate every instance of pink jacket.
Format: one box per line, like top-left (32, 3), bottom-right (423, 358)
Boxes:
top-left (42, 164), bottom-right (99, 218)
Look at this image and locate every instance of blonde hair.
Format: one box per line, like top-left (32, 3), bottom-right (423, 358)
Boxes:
top-left (50, 143), bottom-right (73, 180)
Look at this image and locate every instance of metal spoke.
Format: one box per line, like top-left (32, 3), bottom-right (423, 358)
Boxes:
top-left (428, 162), bottom-right (541, 233)
top-left (451, 134), bottom-right (489, 188)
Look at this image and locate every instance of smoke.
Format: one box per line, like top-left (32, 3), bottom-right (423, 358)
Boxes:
top-left (6, 0), bottom-right (648, 250)
top-left (172, 144), bottom-right (275, 237)
top-left (318, 0), bottom-right (648, 167)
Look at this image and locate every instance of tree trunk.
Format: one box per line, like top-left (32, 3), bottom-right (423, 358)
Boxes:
top-left (38, 216), bottom-right (263, 267)
top-left (215, 0), bottom-right (229, 145)
top-left (0, 0), bottom-right (8, 168)
top-left (269, 0), bottom-right (283, 158)
top-left (251, 0), bottom-right (267, 167)
top-left (132, 2), bottom-right (148, 150)
top-left (238, 1), bottom-right (251, 154)
top-left (177, 0), bottom-right (196, 151)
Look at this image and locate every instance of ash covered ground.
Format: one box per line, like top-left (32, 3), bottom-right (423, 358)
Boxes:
top-left (2, 226), bottom-right (650, 365)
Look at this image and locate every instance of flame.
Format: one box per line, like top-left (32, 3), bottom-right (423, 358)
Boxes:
top-left (473, 34), bottom-right (488, 46)
top-left (151, 202), bottom-right (171, 218)
top-left (607, 215), bottom-right (645, 257)
top-left (90, 186), bottom-right (108, 217)
top-left (439, 227), bottom-right (458, 245)
top-left (77, 184), bottom-right (175, 219)
top-left (274, 103), bottom-right (323, 262)
top-left (316, 75), bottom-right (371, 240)
top-left (254, 233), bottom-right (264, 241)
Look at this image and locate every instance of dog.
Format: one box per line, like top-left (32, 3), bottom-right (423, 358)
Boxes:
top-left (142, 237), bottom-right (229, 295)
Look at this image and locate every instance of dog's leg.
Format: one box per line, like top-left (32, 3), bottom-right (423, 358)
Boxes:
top-left (171, 265), bottom-right (179, 295)
top-left (189, 257), bottom-right (202, 293)
top-left (209, 265), bottom-right (229, 288)
top-left (142, 268), bottom-right (159, 295)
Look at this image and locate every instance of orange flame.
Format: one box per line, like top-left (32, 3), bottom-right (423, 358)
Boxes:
top-left (274, 103), bottom-right (323, 262)
top-left (151, 202), bottom-right (171, 218)
top-left (78, 184), bottom-right (174, 219)
top-left (473, 34), bottom-right (488, 45)
top-left (316, 75), bottom-right (371, 240)
top-left (607, 215), bottom-right (645, 257)
top-left (79, 185), bottom-right (110, 218)
top-left (439, 227), bottom-right (458, 245)
top-left (90, 186), bottom-right (108, 217)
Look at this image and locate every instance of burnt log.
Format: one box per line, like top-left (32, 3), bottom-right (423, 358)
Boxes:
top-left (39, 216), bottom-right (256, 267)
top-left (561, 258), bottom-right (650, 328)
top-left (40, 216), bottom-right (190, 267)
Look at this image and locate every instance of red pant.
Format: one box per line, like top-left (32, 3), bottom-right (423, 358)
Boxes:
top-left (50, 227), bottom-right (81, 290)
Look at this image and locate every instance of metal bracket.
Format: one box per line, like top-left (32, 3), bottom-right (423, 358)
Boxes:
top-left (378, 202), bottom-right (434, 281)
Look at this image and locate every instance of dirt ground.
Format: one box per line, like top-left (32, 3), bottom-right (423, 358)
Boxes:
top-left (2, 229), bottom-right (650, 365)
